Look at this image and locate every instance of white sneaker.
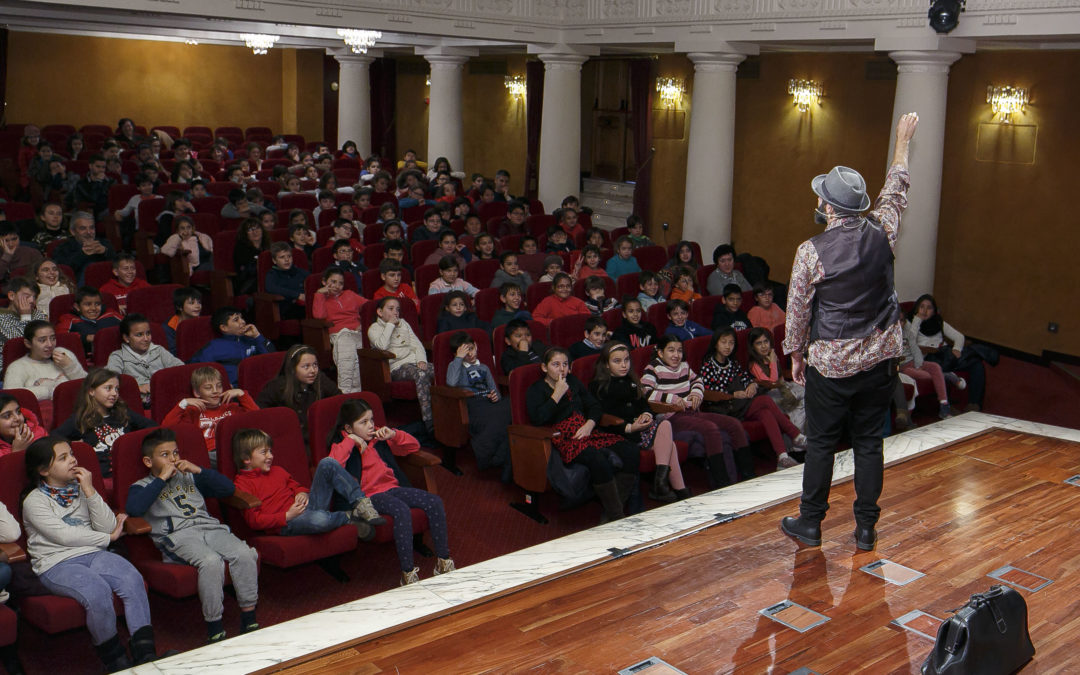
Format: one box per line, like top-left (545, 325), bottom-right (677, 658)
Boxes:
top-left (400, 567), bottom-right (420, 586)
top-left (792, 434), bottom-right (808, 449)
top-left (433, 558), bottom-right (456, 576)
top-left (777, 453), bottom-right (799, 469)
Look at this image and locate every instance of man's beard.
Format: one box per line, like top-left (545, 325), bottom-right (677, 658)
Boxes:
top-left (813, 208), bottom-right (828, 226)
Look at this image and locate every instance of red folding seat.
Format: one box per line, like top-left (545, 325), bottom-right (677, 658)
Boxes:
top-left (413, 263), bottom-right (439, 299)
top-left (193, 196), bottom-right (227, 214)
top-left (526, 214), bottom-right (556, 238)
top-left (149, 362), bottom-right (229, 422)
top-left (735, 328), bottom-right (751, 368)
top-left (214, 126), bottom-right (243, 138)
top-left (505, 363), bottom-right (553, 519)
top-left (429, 328), bottom-right (494, 450)
top-left (400, 205), bottom-right (425, 224)
top-left (357, 300), bottom-right (421, 404)
top-left (473, 287), bottom-right (501, 322)
top-left (603, 307), bottom-right (623, 333)
top-left (572, 276), bottom-right (615, 302)
top-left (183, 126), bottom-right (213, 138)
top-left (151, 125), bottom-right (181, 138)
top-left (615, 272), bottom-right (640, 302)
top-left (529, 199), bottom-right (545, 215)
top-left (311, 245), bottom-right (335, 274)
top-left (207, 181), bottom-right (240, 197)
top-left (524, 282), bottom-right (552, 313)
top-left (517, 252), bottom-right (548, 280)
top-left (683, 335), bottom-right (712, 372)
top-left (299, 179), bottom-right (319, 192)
top-left (51, 374), bottom-right (144, 430)
top-left (333, 168), bottom-right (360, 185)
top-left (215, 408), bottom-right (358, 574)
top-left (244, 126), bottom-right (272, 142)
top-left (83, 261), bottom-right (146, 292)
top-left (0, 605), bottom-right (15, 658)
top-left (332, 157), bottom-right (360, 170)
top-left (668, 241), bottom-right (704, 267)
top-left (2, 332), bottom-right (88, 381)
top-left (175, 316), bottom-right (215, 363)
top-left (570, 353), bottom-right (600, 383)
top-left (491, 320), bottom-right (547, 382)
top-left (647, 301), bottom-right (669, 336)
top-left (107, 184), bottom-right (139, 213)
top-left (91, 324), bottom-right (169, 368)
top-left (279, 193), bottom-right (318, 211)
top-left (410, 241), bottom-right (439, 268)
top-left (497, 234), bottom-right (522, 253)
top-left (65, 159), bottom-right (89, 177)
top-left (45, 124), bottom-right (77, 136)
top-left (418, 294), bottom-right (444, 346)
top-left (237, 352), bottom-right (286, 400)
top-left (369, 192), bottom-right (395, 208)
top-left (317, 209), bottom-right (339, 230)
top-left (281, 134), bottom-right (305, 147)
top-left (363, 242), bottom-right (385, 270)
top-left (691, 295), bottom-right (724, 329)
top-left (634, 245), bottom-right (669, 273)
top-left (610, 227), bottom-right (630, 241)
top-left (549, 313), bottom-right (589, 349)
top-left (477, 202), bottom-right (507, 223)
top-left (253, 250), bottom-right (308, 341)
top-left (362, 223), bottom-right (382, 242)
top-left (198, 159), bottom-right (223, 177)
top-left (252, 180), bottom-right (279, 199)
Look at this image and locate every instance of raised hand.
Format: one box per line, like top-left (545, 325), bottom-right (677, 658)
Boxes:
top-left (552, 374), bottom-right (570, 401)
top-left (12, 423), bottom-right (35, 453)
top-left (174, 459), bottom-right (201, 475)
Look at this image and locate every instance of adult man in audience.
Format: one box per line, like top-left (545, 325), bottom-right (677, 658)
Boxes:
top-left (706, 244), bottom-right (752, 295)
top-left (493, 169), bottom-right (514, 202)
top-left (65, 153), bottom-right (114, 219)
top-left (0, 221), bottom-right (43, 283)
top-left (779, 112), bottom-right (919, 553)
top-left (52, 211), bottom-right (116, 283)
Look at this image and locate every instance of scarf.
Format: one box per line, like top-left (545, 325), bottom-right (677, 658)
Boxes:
top-left (40, 481), bottom-right (80, 508)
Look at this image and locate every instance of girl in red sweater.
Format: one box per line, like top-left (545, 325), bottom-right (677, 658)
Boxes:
top-left (327, 398), bottom-right (454, 586)
top-left (230, 428), bottom-right (384, 542)
top-left (311, 268), bottom-right (369, 393)
top-left (532, 273), bottom-right (589, 326)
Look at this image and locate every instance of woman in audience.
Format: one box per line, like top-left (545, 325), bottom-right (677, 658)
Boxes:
top-left (746, 327), bottom-right (806, 433)
top-left (160, 214), bottom-right (214, 275)
top-left (114, 118), bottom-right (141, 147)
top-left (701, 328), bottom-right (805, 470)
top-left (256, 344), bottom-right (340, 437)
top-left (426, 157), bottom-right (464, 182)
top-left (526, 347), bottom-right (640, 521)
top-left (591, 342), bottom-right (688, 502)
top-left (245, 142), bottom-right (264, 172)
top-left (641, 335), bottom-right (751, 486)
top-left (31, 258), bottom-right (76, 320)
top-left (54, 368), bottom-right (155, 479)
top-left (908, 294), bottom-right (993, 412)
top-left (233, 217), bottom-right (269, 297)
top-left (533, 273), bottom-right (588, 325)
top-left (0, 392), bottom-right (47, 457)
top-left (327, 398), bottom-right (455, 586)
top-left (899, 316), bottom-right (957, 420)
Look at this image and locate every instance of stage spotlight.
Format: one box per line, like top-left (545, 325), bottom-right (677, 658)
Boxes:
top-left (928, 0), bottom-right (966, 34)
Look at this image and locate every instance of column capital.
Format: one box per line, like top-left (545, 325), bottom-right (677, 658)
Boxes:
top-left (538, 53), bottom-right (590, 71)
top-left (888, 50), bottom-right (963, 75)
top-left (333, 53), bottom-right (376, 67)
top-left (423, 54), bottom-right (471, 68)
top-left (687, 52), bottom-right (746, 73)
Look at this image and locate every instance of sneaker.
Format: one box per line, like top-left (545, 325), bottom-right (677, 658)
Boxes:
top-left (893, 413), bottom-right (914, 431)
top-left (433, 558), bottom-right (456, 576)
top-left (777, 453), bottom-right (798, 469)
top-left (350, 498), bottom-right (387, 526)
top-left (955, 377), bottom-right (967, 390)
top-left (400, 567), bottom-right (420, 586)
top-left (938, 403), bottom-right (953, 419)
top-left (354, 521), bottom-right (375, 542)
top-left (207, 631), bottom-right (227, 644)
top-left (792, 434), bottom-right (808, 449)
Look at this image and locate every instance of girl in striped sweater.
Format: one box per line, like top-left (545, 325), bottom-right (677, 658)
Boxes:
top-left (640, 335), bottom-right (752, 487)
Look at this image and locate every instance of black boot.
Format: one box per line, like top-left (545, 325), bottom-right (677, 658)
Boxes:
top-left (706, 454), bottom-right (733, 489)
top-left (593, 480), bottom-right (624, 523)
top-left (95, 634), bottom-right (132, 673)
top-left (648, 465), bottom-right (677, 502)
top-left (614, 472), bottom-right (639, 507)
top-left (129, 625), bottom-right (161, 665)
top-left (734, 446), bottom-right (756, 481)
top-left (674, 487), bottom-right (693, 500)
top-left (0, 643), bottom-right (24, 675)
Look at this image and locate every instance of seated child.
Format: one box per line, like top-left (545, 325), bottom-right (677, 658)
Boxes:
top-left (125, 428), bottom-right (260, 643)
top-left (668, 265), bottom-right (702, 304)
top-left (0, 278), bottom-right (48, 369)
top-left (372, 259), bottom-right (419, 309)
top-left (367, 297), bottom-right (434, 431)
top-left (584, 228), bottom-right (607, 249)
top-left (412, 208), bottom-right (450, 242)
top-left (605, 236), bottom-right (643, 280)
top-left (0, 392), bottom-right (47, 457)
top-left (712, 283), bottom-right (751, 331)
top-left (664, 298), bottom-right (712, 341)
top-left (544, 226), bottom-right (574, 254)
top-left (747, 327), bottom-right (805, 432)
top-left (99, 253), bottom-right (151, 314)
top-left (23, 437), bottom-right (166, 670)
top-left (327, 399), bottom-right (455, 585)
top-left (491, 282), bottom-right (532, 328)
top-left (164, 286), bottom-right (202, 354)
top-left (583, 276), bottom-right (618, 317)
top-left (537, 255), bottom-right (564, 283)
top-left (533, 273), bottom-right (589, 325)
top-left (232, 428), bottom-right (384, 543)
top-left (56, 286), bottom-right (123, 356)
top-left (312, 268), bottom-right (368, 393)
top-left (55, 368), bottom-right (155, 478)
top-left (382, 238), bottom-right (414, 274)
top-left (500, 318), bottom-right (549, 375)
top-left (326, 218), bottom-right (364, 257)
top-left (473, 233), bottom-right (497, 261)
top-left (625, 214), bottom-right (653, 249)
top-left (490, 251), bottom-right (533, 291)
top-left (437, 290), bottom-right (488, 334)
top-left (423, 230), bottom-right (471, 268)
top-left (446, 331), bottom-right (512, 481)
top-left (381, 219), bottom-right (405, 242)
top-left (160, 216), bottom-right (214, 277)
top-left (5, 321), bottom-right (88, 415)
top-left (569, 317), bottom-right (609, 360)
top-left (311, 190), bottom-right (336, 224)
top-left (495, 202), bottom-right (528, 238)
top-left (611, 297), bottom-right (657, 348)
top-left (162, 366), bottom-right (259, 465)
top-left (900, 319), bottom-right (956, 421)
top-left (636, 270), bottom-right (666, 311)
top-left (573, 245), bottom-right (609, 281)
top-left (265, 241), bottom-right (310, 321)
top-left (106, 313), bottom-right (184, 406)
top-left (747, 282), bottom-right (785, 331)
top-left (428, 257), bottom-right (478, 297)
top-left (328, 238), bottom-right (367, 286)
top-left (190, 307), bottom-right (273, 387)
top-left (288, 221), bottom-right (316, 260)
top-left (462, 214), bottom-right (484, 237)
top-left (519, 235), bottom-right (539, 256)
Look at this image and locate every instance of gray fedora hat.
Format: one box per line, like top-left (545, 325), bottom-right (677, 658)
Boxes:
top-left (811, 165), bottom-right (871, 213)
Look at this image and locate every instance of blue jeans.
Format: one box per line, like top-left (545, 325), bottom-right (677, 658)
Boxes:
top-left (39, 550), bottom-right (151, 645)
top-left (280, 458), bottom-right (365, 536)
top-left (0, 562), bottom-right (11, 593)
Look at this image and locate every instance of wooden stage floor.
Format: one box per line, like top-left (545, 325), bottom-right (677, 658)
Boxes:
top-left (276, 429), bottom-right (1080, 674)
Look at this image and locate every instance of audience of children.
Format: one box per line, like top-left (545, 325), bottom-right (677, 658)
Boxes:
top-left (573, 245), bottom-right (608, 281)
top-left (106, 313), bottom-right (184, 406)
top-left (712, 284), bottom-right (751, 331)
top-left (605, 236), bottom-right (643, 280)
top-left (445, 331), bottom-right (512, 481)
top-left (428, 257), bottom-right (479, 297)
top-left (490, 252), bottom-right (533, 291)
top-left (668, 266), bottom-right (702, 304)
top-left (746, 327), bottom-right (806, 432)
top-left (0, 392), bottom-right (47, 457)
top-left (31, 259), bottom-right (76, 320)
top-left (373, 259), bottom-right (419, 309)
top-left (264, 242), bottom-right (309, 321)
top-left (162, 366), bottom-right (259, 465)
top-left (367, 298), bottom-right (434, 432)
top-left (636, 270), bottom-right (665, 311)
top-left (423, 231), bottom-right (471, 269)
top-left (436, 290), bottom-right (487, 333)
top-left (908, 294), bottom-right (992, 412)
top-left (5, 321), bottom-right (88, 418)
top-left (0, 278), bottom-right (48, 370)
top-left (664, 299), bottom-right (711, 341)
top-left (56, 286), bottom-right (124, 356)
top-left (160, 216), bottom-right (214, 277)
top-left (537, 255), bottom-right (564, 283)
top-left (624, 215), bottom-right (653, 249)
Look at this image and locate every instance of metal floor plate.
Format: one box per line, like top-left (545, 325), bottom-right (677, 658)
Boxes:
top-left (893, 609), bottom-right (943, 640)
top-left (860, 559), bottom-right (926, 586)
top-left (988, 565), bottom-right (1053, 592)
top-left (760, 600), bottom-right (831, 633)
top-left (617, 657), bottom-right (688, 675)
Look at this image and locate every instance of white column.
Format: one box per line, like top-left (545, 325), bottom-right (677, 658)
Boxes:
top-left (537, 53), bottom-right (588, 211)
top-left (887, 50), bottom-right (962, 301)
top-left (335, 54), bottom-right (374, 157)
top-left (425, 54), bottom-right (468, 170)
top-left (681, 52), bottom-right (744, 249)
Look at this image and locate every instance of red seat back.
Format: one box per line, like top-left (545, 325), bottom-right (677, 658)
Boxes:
top-left (126, 285), bottom-right (183, 324)
top-left (647, 301), bottom-right (669, 336)
top-left (683, 335), bottom-right (713, 372)
top-left (525, 282), bottom-right (552, 310)
top-left (237, 351), bottom-right (286, 399)
top-left (49, 292), bottom-right (120, 322)
top-left (212, 231), bottom-right (238, 274)
top-left (526, 214), bottom-right (557, 238)
top-left (413, 264), bottom-right (439, 299)
top-left (549, 313), bottom-right (590, 349)
top-left (508, 363), bottom-right (544, 425)
top-left (280, 193), bottom-right (318, 211)
top-left (111, 425), bottom-right (214, 513)
top-left (634, 245), bottom-right (669, 273)
top-left (307, 392), bottom-right (386, 462)
top-left (616, 272), bottom-right (640, 303)
top-left (432, 328), bottom-right (493, 387)
top-left (410, 240), bottom-right (439, 266)
top-left (464, 258), bottom-right (500, 289)
top-left (149, 362), bottom-right (230, 423)
top-left (0, 389), bottom-right (43, 423)
top-left (175, 316), bottom-right (214, 363)
top-left (570, 353), bottom-right (600, 384)
top-left (217, 407), bottom-right (310, 478)
top-left (735, 328), bottom-right (751, 368)
top-left (192, 196), bottom-right (227, 215)
top-left (473, 287), bottom-right (501, 322)
top-left (492, 320), bottom-right (547, 372)
top-left (419, 294), bottom-right (444, 344)
top-left (691, 295), bottom-right (724, 329)
top-left (256, 250), bottom-right (309, 295)
top-left (477, 202), bottom-right (507, 223)
top-left (631, 346), bottom-right (655, 377)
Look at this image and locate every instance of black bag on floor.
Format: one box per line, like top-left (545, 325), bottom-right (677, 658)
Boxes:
top-left (922, 585), bottom-right (1035, 675)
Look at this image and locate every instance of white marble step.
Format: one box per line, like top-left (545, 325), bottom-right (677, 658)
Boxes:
top-left (586, 212), bottom-right (627, 231)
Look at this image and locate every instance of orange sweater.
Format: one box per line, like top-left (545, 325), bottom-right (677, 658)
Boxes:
top-left (533, 295), bottom-right (589, 325)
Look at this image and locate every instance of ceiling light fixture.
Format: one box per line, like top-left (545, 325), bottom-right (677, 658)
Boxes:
top-left (240, 33), bottom-right (279, 55)
top-left (337, 29), bottom-right (382, 54)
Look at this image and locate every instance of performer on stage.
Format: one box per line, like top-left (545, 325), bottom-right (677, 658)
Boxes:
top-left (779, 112), bottom-right (919, 552)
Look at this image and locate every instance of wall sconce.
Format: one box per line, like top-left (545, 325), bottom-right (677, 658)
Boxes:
top-left (504, 75), bottom-right (527, 101)
top-left (337, 29), bottom-right (382, 55)
top-left (788, 79), bottom-right (823, 113)
top-left (986, 85), bottom-right (1028, 123)
top-left (656, 77), bottom-right (685, 108)
top-left (240, 33), bottom-right (279, 55)
top-left (425, 75), bottom-right (431, 86)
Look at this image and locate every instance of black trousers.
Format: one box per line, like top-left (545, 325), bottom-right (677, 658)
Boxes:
top-left (799, 359), bottom-right (896, 528)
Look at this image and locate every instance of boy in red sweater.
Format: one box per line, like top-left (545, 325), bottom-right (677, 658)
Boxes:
top-left (99, 253), bottom-right (151, 314)
top-left (162, 366), bottom-right (259, 466)
top-left (312, 268), bottom-right (368, 393)
top-left (230, 428), bottom-right (384, 540)
top-left (372, 259), bottom-right (419, 309)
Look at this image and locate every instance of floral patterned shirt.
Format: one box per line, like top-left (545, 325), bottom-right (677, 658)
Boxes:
top-left (782, 165), bottom-right (910, 378)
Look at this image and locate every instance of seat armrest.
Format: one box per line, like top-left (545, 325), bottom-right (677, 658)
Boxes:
top-left (649, 401), bottom-right (682, 414)
top-left (357, 348), bottom-right (396, 361)
top-left (301, 318), bottom-right (331, 330)
top-left (223, 490), bottom-right (262, 510)
top-left (402, 450), bottom-right (442, 468)
top-left (703, 390), bottom-right (733, 402)
top-left (600, 414), bottom-right (625, 427)
top-left (432, 384), bottom-right (473, 399)
top-left (508, 424), bottom-right (556, 440)
top-left (0, 542), bottom-right (27, 564)
top-left (124, 516), bottom-right (153, 535)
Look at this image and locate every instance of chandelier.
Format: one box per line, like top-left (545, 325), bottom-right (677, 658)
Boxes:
top-left (986, 85), bottom-right (1028, 123)
top-left (240, 33), bottom-right (279, 55)
top-left (788, 79), bottom-right (823, 113)
top-left (338, 29), bottom-right (382, 54)
top-left (656, 77), bottom-right (684, 108)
